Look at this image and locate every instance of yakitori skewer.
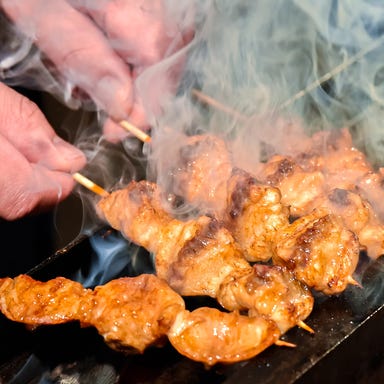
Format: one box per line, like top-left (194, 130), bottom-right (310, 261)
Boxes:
top-left (72, 172), bottom-right (109, 197)
top-left (119, 120), bottom-right (151, 143)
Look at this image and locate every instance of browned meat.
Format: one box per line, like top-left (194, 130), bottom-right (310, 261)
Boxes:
top-left (225, 168), bottom-right (290, 262)
top-left (313, 188), bottom-right (384, 259)
top-left (98, 180), bottom-right (253, 298)
top-left (217, 264), bottom-right (314, 333)
top-left (273, 210), bottom-right (360, 294)
top-left (0, 274), bottom-right (185, 353)
top-left (83, 274), bottom-right (185, 352)
top-left (257, 155), bottom-right (325, 217)
top-left (98, 180), bottom-right (313, 333)
top-left (0, 275), bottom-right (90, 325)
top-left (168, 307), bottom-right (280, 366)
top-left (0, 274), bottom-right (281, 366)
top-left (165, 215), bottom-right (253, 297)
top-left (356, 170), bottom-right (384, 222)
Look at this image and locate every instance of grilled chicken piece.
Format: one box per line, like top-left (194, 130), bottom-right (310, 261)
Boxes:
top-left (313, 188), bottom-right (384, 259)
top-left (225, 168), bottom-right (289, 261)
top-left (273, 209), bottom-right (360, 294)
top-left (98, 180), bottom-right (253, 298)
top-left (167, 134), bottom-right (233, 216)
top-left (356, 170), bottom-right (384, 222)
top-left (0, 274), bottom-right (184, 353)
top-left (83, 274), bottom-right (185, 352)
top-left (295, 128), bottom-right (372, 180)
top-left (0, 274), bottom-right (89, 325)
top-left (257, 155), bottom-right (325, 217)
top-left (98, 180), bottom-right (312, 332)
top-left (217, 264), bottom-right (314, 333)
top-left (168, 307), bottom-right (280, 366)
top-left (0, 274), bottom-right (281, 365)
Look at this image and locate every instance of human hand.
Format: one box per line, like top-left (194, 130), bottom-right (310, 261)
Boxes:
top-left (1, 0), bottom-right (193, 140)
top-left (0, 82), bottom-right (86, 220)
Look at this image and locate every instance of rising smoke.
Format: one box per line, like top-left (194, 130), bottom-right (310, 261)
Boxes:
top-left (2, 1), bottom-right (384, 175)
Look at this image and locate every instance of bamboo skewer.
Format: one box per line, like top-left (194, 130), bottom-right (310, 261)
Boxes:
top-left (275, 339), bottom-right (296, 348)
top-left (119, 120), bottom-right (151, 143)
top-left (192, 36), bottom-right (384, 119)
top-left (191, 89), bottom-right (248, 121)
top-left (72, 172), bottom-right (109, 197)
top-left (297, 320), bottom-right (315, 334)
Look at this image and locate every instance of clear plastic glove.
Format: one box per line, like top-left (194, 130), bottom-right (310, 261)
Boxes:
top-left (1, 0), bottom-right (193, 139)
top-left (0, 82), bottom-right (86, 220)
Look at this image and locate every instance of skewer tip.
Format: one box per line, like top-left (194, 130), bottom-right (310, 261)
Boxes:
top-left (119, 120), bottom-right (151, 143)
top-left (72, 172), bottom-right (109, 197)
top-left (297, 320), bottom-right (315, 334)
top-left (347, 276), bottom-right (362, 288)
top-left (275, 339), bottom-right (296, 348)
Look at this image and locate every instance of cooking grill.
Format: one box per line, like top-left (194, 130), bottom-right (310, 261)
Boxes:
top-left (0, 228), bottom-right (384, 383)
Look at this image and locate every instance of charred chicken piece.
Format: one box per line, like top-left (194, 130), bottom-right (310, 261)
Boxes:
top-left (98, 180), bottom-right (313, 332)
top-left (217, 264), bottom-right (314, 333)
top-left (225, 168), bottom-right (289, 262)
top-left (257, 155), bottom-right (325, 217)
top-left (313, 188), bottom-right (384, 259)
top-left (98, 180), bottom-right (253, 298)
top-left (273, 209), bottom-right (360, 294)
top-left (0, 274), bottom-right (280, 366)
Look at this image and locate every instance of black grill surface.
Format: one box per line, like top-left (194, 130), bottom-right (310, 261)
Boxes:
top-left (0, 228), bottom-right (384, 384)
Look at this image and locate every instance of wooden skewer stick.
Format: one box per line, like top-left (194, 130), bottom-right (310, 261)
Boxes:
top-left (275, 339), bottom-right (296, 348)
top-left (347, 275), bottom-right (362, 288)
top-left (191, 89), bottom-right (248, 122)
top-left (119, 120), bottom-right (151, 143)
top-left (72, 172), bottom-right (109, 197)
top-left (297, 320), bottom-right (315, 334)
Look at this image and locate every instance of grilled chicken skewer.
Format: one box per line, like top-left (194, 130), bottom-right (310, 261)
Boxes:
top-left (97, 180), bottom-right (314, 332)
top-left (273, 209), bottom-right (360, 294)
top-left (170, 132), bottom-right (384, 260)
top-left (0, 274), bottom-right (280, 366)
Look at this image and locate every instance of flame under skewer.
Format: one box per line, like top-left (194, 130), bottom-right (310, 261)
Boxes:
top-left (72, 172), bottom-right (109, 197)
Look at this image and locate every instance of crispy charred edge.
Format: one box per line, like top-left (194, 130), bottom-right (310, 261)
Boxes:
top-left (264, 157), bottom-right (297, 186)
top-left (275, 214), bottom-right (359, 293)
top-left (217, 264), bottom-right (314, 334)
top-left (283, 216), bottom-right (331, 271)
top-left (327, 188), bottom-right (351, 206)
top-left (227, 168), bottom-right (263, 219)
top-left (167, 217), bottom-right (230, 287)
top-left (177, 217), bottom-right (222, 259)
top-left (126, 179), bottom-right (158, 205)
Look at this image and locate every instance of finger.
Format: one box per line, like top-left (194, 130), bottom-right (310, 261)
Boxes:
top-left (0, 83), bottom-right (86, 173)
top-left (0, 134), bottom-right (75, 220)
top-left (71, 0), bottom-right (187, 66)
top-left (2, 0), bottom-right (134, 120)
top-left (102, 100), bottom-right (149, 143)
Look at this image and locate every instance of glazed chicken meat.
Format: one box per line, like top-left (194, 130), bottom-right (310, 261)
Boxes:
top-left (1, 126), bottom-right (383, 366)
